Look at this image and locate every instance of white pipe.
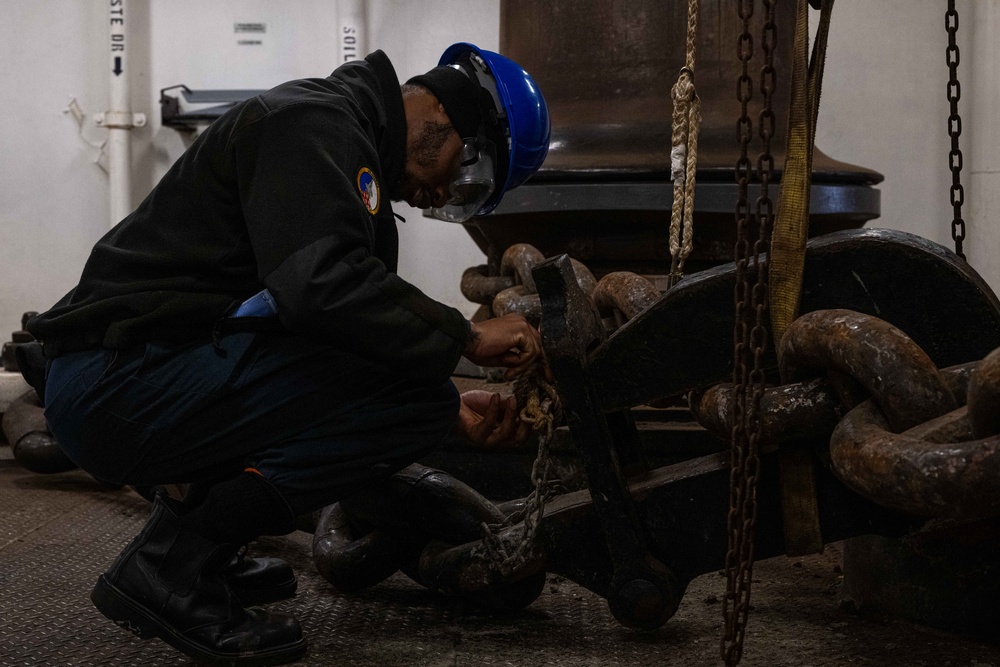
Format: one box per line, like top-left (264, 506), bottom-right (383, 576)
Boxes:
top-left (100, 0), bottom-right (145, 228)
top-left (338, 0), bottom-right (368, 64)
top-left (108, 0), bottom-right (130, 227)
top-left (967, 0), bottom-right (1000, 296)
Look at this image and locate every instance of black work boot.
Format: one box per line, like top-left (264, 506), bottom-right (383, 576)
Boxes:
top-left (226, 547), bottom-right (298, 605)
top-left (133, 482), bottom-right (299, 605)
top-left (91, 494), bottom-right (307, 666)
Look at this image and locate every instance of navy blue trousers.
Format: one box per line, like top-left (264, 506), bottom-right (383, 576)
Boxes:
top-left (43, 332), bottom-right (459, 514)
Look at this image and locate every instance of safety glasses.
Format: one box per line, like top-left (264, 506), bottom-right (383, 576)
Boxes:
top-left (431, 138), bottom-right (497, 222)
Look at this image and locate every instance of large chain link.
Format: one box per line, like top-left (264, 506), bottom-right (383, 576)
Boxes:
top-left (722, 0), bottom-right (774, 663)
top-left (945, 0), bottom-right (966, 259)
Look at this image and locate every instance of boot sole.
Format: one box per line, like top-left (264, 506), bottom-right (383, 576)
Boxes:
top-left (91, 574), bottom-right (308, 666)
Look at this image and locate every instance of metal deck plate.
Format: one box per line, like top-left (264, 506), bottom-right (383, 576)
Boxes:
top-left (3, 446), bottom-right (999, 666)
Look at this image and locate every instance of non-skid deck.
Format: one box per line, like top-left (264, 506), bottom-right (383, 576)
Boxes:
top-left (2, 445), bottom-right (999, 666)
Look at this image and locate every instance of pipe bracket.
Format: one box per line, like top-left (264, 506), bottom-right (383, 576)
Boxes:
top-left (96, 111), bottom-right (146, 129)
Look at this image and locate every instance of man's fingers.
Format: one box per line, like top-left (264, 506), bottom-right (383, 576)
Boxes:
top-left (503, 358), bottom-right (536, 380)
top-left (514, 416), bottom-right (533, 444)
top-left (483, 392), bottom-right (501, 426)
top-left (492, 396), bottom-right (519, 441)
top-left (457, 389), bottom-right (542, 448)
top-left (464, 314), bottom-right (544, 371)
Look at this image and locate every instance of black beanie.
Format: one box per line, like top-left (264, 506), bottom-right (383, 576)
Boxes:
top-left (407, 66), bottom-right (483, 139)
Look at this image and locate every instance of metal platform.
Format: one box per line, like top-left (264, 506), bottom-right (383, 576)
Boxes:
top-left (3, 444), bottom-right (1000, 666)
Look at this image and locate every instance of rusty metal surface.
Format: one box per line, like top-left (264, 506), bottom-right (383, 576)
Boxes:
top-left (682, 306), bottom-right (1000, 520)
top-left (690, 378), bottom-right (843, 446)
top-left (749, 308), bottom-right (1000, 520)
top-left (500, 244), bottom-right (545, 292)
top-left (592, 272), bottom-right (660, 323)
top-left (968, 346), bottom-right (1000, 439)
top-left (830, 390), bottom-right (1000, 520)
top-left (492, 285), bottom-right (542, 325)
top-left (490, 247), bottom-right (598, 327)
top-left (460, 265), bottom-right (513, 306)
top-left (697, 325), bottom-right (1000, 529)
top-left (779, 310), bottom-right (958, 432)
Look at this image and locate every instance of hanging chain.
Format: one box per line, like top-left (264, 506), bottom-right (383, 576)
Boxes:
top-left (477, 365), bottom-right (565, 577)
top-left (723, 0), bottom-right (774, 664)
top-left (945, 0), bottom-right (966, 260)
top-left (722, 0), bottom-right (755, 660)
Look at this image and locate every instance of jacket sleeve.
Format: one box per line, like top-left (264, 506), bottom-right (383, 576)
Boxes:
top-left (233, 101), bottom-right (469, 382)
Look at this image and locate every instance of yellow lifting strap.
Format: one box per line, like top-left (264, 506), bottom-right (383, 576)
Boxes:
top-left (770, 0), bottom-right (833, 347)
top-left (772, 0), bottom-right (834, 557)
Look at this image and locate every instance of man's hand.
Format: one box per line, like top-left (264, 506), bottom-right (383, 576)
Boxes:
top-left (455, 390), bottom-right (532, 448)
top-left (464, 313), bottom-right (543, 380)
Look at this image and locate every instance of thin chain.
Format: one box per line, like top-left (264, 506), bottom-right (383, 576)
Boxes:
top-left (945, 0), bottom-right (966, 259)
top-left (723, 0), bottom-right (773, 664)
top-left (723, 0), bottom-right (754, 660)
top-left (477, 368), bottom-right (563, 577)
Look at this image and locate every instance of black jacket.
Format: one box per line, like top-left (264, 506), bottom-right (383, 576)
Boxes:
top-left (28, 51), bottom-right (469, 382)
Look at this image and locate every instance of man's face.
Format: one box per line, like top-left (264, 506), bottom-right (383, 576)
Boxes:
top-left (392, 105), bottom-right (464, 210)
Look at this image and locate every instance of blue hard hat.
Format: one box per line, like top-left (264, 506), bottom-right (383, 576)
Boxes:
top-left (438, 42), bottom-right (550, 216)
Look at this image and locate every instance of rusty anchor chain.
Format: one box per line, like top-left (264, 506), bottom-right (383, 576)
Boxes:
top-left (691, 377), bottom-right (843, 447)
top-left (312, 463), bottom-right (547, 611)
top-left (460, 265), bottom-right (515, 307)
top-left (968, 346), bottom-right (1000, 439)
top-left (691, 308), bottom-right (1000, 522)
top-left (491, 243), bottom-right (547, 325)
top-left (829, 341), bottom-right (1000, 519)
top-left (491, 244), bottom-right (598, 327)
top-left (312, 502), bottom-right (410, 593)
top-left (461, 243), bottom-right (661, 335)
top-left (592, 272), bottom-right (662, 330)
top-left (779, 309), bottom-right (958, 431)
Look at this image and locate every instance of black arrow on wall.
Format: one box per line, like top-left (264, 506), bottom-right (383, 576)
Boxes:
top-left (113, 57), bottom-right (123, 76)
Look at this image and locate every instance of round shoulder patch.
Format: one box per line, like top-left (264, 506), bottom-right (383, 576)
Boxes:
top-left (356, 167), bottom-right (380, 215)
